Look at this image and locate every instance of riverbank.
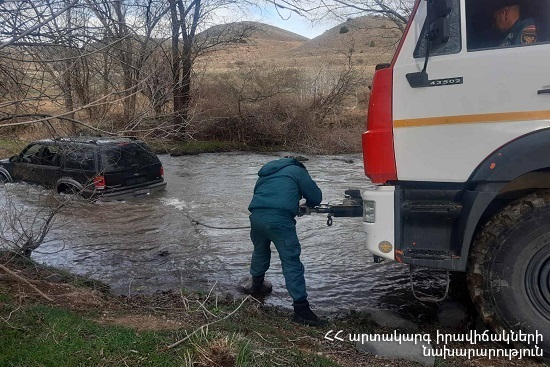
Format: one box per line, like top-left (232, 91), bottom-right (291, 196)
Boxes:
top-left (0, 252), bottom-right (546, 367)
top-left (0, 136), bottom-right (361, 160)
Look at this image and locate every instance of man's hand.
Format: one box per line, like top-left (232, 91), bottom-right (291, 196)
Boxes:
top-left (298, 204), bottom-right (311, 216)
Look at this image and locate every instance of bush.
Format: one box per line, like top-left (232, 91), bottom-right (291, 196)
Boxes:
top-left (185, 63), bottom-right (366, 153)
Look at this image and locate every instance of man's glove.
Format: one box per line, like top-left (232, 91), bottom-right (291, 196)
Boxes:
top-left (298, 204), bottom-right (311, 216)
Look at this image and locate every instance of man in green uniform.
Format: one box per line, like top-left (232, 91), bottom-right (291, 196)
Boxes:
top-left (243, 157), bottom-right (325, 326)
top-left (491, 1), bottom-right (537, 46)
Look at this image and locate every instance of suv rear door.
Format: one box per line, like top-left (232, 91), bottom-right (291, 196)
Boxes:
top-left (60, 144), bottom-right (98, 190)
top-left (99, 142), bottom-right (162, 189)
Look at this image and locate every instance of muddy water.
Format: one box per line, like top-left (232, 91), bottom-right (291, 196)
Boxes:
top-left (3, 153), bottom-right (437, 314)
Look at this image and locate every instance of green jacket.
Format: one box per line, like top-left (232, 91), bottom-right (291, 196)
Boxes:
top-left (248, 158), bottom-right (322, 217)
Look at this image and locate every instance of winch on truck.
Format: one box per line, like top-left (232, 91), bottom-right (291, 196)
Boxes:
top-left (356, 0), bottom-right (549, 358)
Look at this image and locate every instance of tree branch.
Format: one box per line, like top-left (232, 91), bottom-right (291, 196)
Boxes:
top-left (0, 0), bottom-right (80, 51)
top-left (0, 263), bottom-right (54, 302)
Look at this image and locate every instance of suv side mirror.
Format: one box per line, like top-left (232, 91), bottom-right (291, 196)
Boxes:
top-left (9, 155), bottom-right (18, 163)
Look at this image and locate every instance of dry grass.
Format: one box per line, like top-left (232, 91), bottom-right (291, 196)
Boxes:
top-left (1, 16), bottom-right (395, 154)
top-left (196, 16), bottom-right (399, 71)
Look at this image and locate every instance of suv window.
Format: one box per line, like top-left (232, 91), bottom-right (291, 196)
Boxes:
top-left (101, 143), bottom-right (159, 172)
top-left (63, 146), bottom-right (96, 171)
top-left (21, 144), bottom-right (42, 164)
top-left (40, 144), bottom-right (61, 166)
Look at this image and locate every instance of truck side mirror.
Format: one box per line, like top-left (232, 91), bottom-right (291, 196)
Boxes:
top-left (429, 0), bottom-right (452, 23)
top-left (406, 0), bottom-right (453, 88)
top-left (429, 16), bottom-right (451, 50)
top-left (428, 0), bottom-right (452, 51)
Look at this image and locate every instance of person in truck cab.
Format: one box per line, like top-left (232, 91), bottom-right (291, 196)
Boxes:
top-left (242, 157), bottom-right (325, 326)
top-left (491, 1), bottom-right (537, 46)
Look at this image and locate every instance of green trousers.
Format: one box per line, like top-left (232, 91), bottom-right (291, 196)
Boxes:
top-left (249, 211), bottom-right (307, 302)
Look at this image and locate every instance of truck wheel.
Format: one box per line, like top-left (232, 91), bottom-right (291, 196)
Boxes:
top-left (468, 191), bottom-right (550, 357)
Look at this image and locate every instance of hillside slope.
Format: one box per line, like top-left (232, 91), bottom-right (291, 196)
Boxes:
top-left (288, 16), bottom-right (401, 65)
top-left (197, 17), bottom-right (401, 70)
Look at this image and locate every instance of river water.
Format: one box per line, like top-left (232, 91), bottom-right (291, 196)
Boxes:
top-left (2, 152), bottom-right (438, 315)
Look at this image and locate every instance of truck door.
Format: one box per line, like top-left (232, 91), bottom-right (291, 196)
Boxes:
top-left (392, 0), bottom-right (550, 183)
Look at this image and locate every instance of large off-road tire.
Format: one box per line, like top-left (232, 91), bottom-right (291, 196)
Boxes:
top-left (468, 191), bottom-right (550, 357)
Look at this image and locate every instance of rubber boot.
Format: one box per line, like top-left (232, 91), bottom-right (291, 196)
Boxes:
top-left (292, 300), bottom-right (327, 326)
top-left (240, 275), bottom-right (272, 295)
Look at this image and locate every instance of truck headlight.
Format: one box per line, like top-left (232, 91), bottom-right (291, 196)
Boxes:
top-left (363, 200), bottom-right (375, 223)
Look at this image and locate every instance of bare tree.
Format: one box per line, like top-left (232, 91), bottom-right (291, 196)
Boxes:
top-left (265, 0), bottom-right (414, 31)
top-left (166, 0), bottom-right (255, 140)
top-left (83, 0), bottom-right (171, 125)
top-left (0, 185), bottom-right (65, 257)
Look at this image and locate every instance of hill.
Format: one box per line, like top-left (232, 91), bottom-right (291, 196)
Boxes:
top-left (199, 21), bottom-right (308, 43)
top-left (196, 17), bottom-right (401, 71)
top-left (288, 16), bottom-right (401, 63)
top-left (196, 21), bottom-right (308, 69)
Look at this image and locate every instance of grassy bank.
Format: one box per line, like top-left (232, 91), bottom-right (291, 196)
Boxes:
top-left (0, 137), bottom-right (316, 159)
top-left (0, 253), bottom-right (379, 367)
top-left (0, 139), bottom-right (29, 159)
top-left (145, 139), bottom-right (287, 156)
top-left (0, 253), bottom-right (546, 367)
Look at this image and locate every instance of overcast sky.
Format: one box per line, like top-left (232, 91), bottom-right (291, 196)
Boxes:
top-left (255, 9), bottom-right (339, 39)
top-left (214, 3), bottom-right (342, 39)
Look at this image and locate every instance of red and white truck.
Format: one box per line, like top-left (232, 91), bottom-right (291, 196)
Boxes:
top-left (361, 0), bottom-right (549, 356)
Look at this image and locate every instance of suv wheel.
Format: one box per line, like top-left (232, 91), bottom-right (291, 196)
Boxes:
top-left (467, 191), bottom-right (550, 357)
top-left (57, 184), bottom-right (80, 195)
top-left (0, 172), bottom-right (10, 183)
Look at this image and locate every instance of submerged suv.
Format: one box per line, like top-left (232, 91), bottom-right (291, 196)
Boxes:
top-left (0, 137), bottom-right (166, 199)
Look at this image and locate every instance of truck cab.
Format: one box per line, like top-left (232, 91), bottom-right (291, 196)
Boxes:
top-left (362, 0), bottom-right (549, 356)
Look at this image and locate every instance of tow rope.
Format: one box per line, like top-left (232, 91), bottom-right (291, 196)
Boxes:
top-left (183, 211), bottom-right (251, 230)
top-left (190, 219), bottom-right (251, 230)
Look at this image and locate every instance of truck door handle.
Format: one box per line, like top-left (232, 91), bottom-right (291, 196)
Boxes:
top-left (537, 89), bottom-right (550, 95)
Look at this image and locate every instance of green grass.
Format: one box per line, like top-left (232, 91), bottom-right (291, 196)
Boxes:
top-left (0, 305), bottom-right (184, 367)
top-left (0, 253), bottom-right (372, 367)
top-left (0, 295), bottom-right (344, 367)
top-left (0, 138), bottom-right (28, 157)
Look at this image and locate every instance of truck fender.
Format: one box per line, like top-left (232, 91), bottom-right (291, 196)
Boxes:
top-left (459, 127), bottom-right (550, 263)
top-left (0, 167), bottom-right (13, 182)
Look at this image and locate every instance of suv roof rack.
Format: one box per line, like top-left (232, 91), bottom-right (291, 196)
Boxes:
top-left (52, 136), bottom-right (140, 145)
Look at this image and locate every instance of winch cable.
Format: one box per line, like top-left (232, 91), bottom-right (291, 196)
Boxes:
top-left (178, 202), bottom-right (341, 231)
top-left (182, 211), bottom-right (251, 230)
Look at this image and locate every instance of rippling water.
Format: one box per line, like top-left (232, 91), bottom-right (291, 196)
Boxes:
top-left (1, 152), bottom-right (440, 314)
